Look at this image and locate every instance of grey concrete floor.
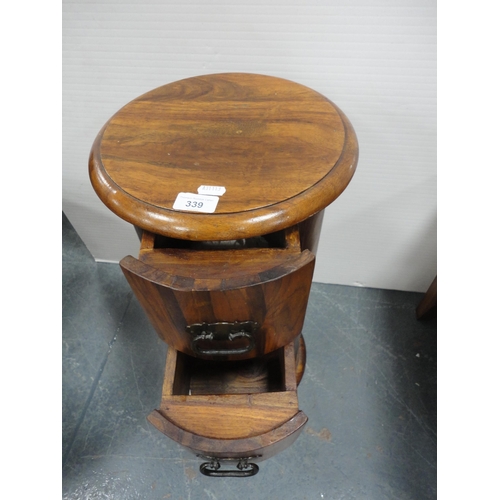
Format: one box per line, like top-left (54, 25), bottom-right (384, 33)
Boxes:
top-left (62, 212), bottom-right (437, 499)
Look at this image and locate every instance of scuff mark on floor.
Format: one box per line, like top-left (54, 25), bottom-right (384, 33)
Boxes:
top-left (306, 427), bottom-right (332, 442)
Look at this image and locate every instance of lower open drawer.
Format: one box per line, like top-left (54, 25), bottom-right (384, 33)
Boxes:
top-left (147, 337), bottom-right (308, 472)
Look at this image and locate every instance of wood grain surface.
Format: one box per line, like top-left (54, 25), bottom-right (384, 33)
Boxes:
top-left (147, 339), bottom-right (308, 457)
top-left (147, 409), bottom-right (307, 461)
top-left (90, 73), bottom-right (358, 240)
top-left (119, 246), bottom-right (315, 359)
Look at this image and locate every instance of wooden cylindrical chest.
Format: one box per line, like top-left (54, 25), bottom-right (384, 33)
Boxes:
top-left (89, 73), bottom-right (358, 477)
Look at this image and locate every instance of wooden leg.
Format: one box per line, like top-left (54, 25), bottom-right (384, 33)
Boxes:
top-left (416, 276), bottom-right (437, 320)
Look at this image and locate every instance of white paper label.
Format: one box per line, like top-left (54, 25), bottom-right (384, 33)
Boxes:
top-left (172, 192), bottom-right (219, 213)
top-left (197, 185), bottom-right (226, 196)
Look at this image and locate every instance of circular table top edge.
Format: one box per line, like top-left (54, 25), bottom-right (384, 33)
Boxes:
top-left (89, 73), bottom-right (359, 240)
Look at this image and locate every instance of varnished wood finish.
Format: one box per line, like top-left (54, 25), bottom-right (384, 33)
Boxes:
top-left (88, 74), bottom-right (359, 473)
top-left (147, 339), bottom-right (307, 459)
top-left (416, 276), bottom-right (437, 320)
top-left (298, 210), bottom-right (325, 255)
top-left (161, 335), bottom-right (306, 395)
top-left (158, 342), bottom-right (299, 440)
top-left (90, 73), bottom-right (358, 241)
top-left (135, 226), bottom-right (307, 289)
top-left (147, 409), bottom-right (308, 461)
top-left (119, 241), bottom-right (315, 359)
top-left (295, 335), bottom-right (307, 386)
top-left (160, 393), bottom-right (299, 440)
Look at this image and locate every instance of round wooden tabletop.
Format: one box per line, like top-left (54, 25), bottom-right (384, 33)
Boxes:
top-left (89, 73), bottom-right (358, 240)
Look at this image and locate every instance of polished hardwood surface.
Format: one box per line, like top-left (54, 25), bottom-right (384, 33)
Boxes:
top-left (417, 276), bottom-right (437, 320)
top-left (90, 73), bottom-right (358, 240)
top-left (147, 410), bottom-right (307, 462)
top-left (88, 74), bottom-right (359, 474)
top-left (120, 228), bottom-right (315, 360)
top-left (147, 339), bottom-right (308, 459)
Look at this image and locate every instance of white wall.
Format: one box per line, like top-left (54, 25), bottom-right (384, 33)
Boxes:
top-left (63, 0), bottom-right (436, 292)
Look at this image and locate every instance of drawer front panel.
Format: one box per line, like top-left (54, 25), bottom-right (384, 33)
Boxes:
top-left (120, 251), bottom-right (315, 359)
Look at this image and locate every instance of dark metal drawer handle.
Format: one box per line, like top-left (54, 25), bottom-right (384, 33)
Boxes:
top-left (198, 456), bottom-right (260, 477)
top-left (186, 321), bottom-right (259, 356)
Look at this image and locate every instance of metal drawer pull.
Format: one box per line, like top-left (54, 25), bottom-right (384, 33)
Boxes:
top-left (198, 456), bottom-right (260, 477)
top-left (186, 321), bottom-right (259, 356)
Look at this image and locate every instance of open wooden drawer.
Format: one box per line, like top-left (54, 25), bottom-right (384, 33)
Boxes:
top-left (120, 226), bottom-right (315, 360)
top-left (147, 336), bottom-right (308, 476)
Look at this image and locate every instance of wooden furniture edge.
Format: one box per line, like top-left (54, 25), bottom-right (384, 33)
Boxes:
top-left (416, 276), bottom-right (437, 320)
top-left (119, 249), bottom-right (315, 292)
top-left (147, 409), bottom-right (308, 459)
top-left (89, 104), bottom-right (358, 241)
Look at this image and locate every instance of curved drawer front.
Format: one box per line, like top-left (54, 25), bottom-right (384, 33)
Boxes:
top-left (119, 249), bottom-right (315, 360)
top-left (147, 339), bottom-right (308, 467)
top-left (148, 409), bottom-right (308, 463)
